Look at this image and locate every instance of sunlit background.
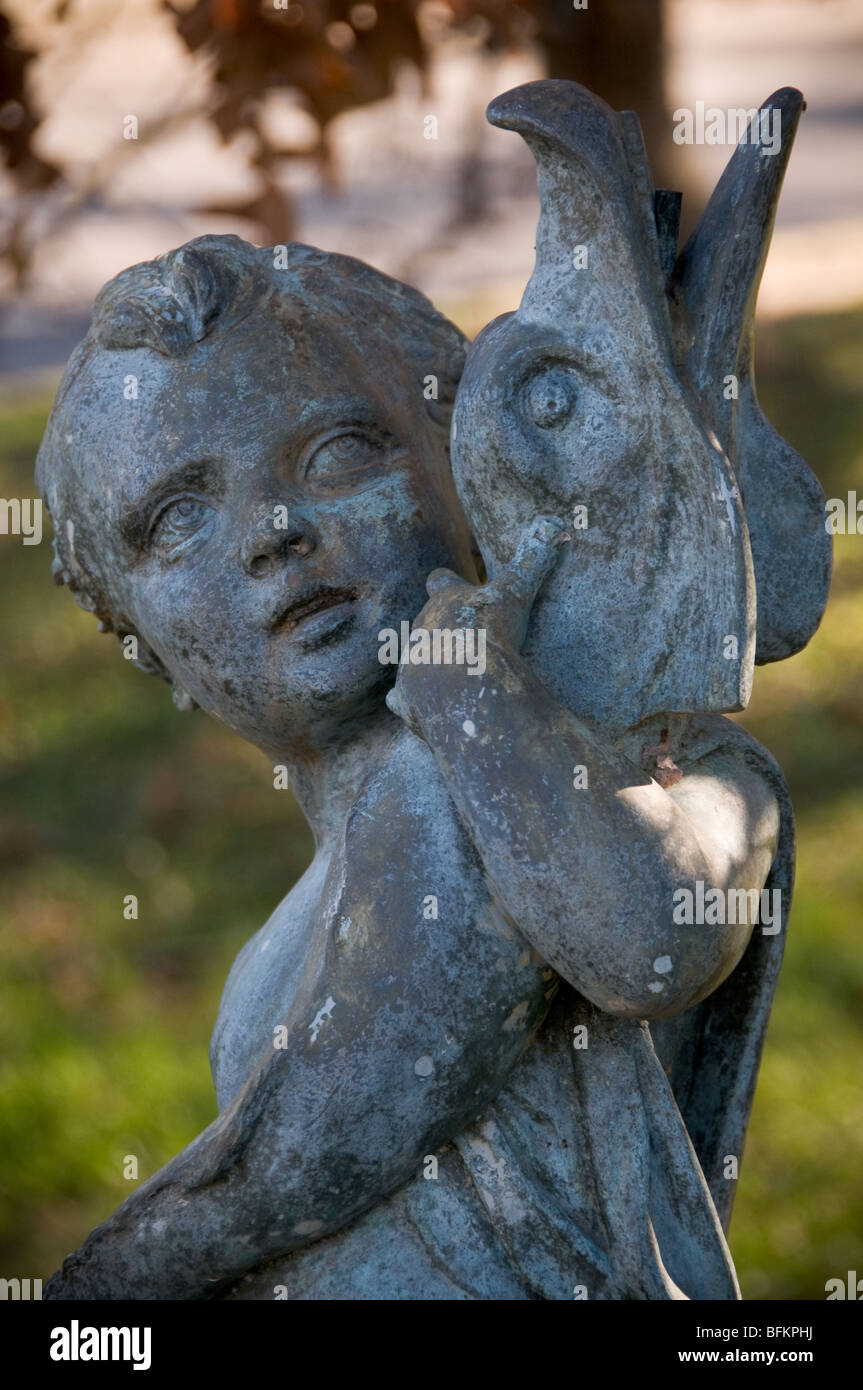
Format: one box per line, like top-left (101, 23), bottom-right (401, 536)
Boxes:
top-left (1, 0), bottom-right (862, 1299)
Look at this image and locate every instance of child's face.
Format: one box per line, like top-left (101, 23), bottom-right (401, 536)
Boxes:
top-left (66, 303), bottom-right (473, 751)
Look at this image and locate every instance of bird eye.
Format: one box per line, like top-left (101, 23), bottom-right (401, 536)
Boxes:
top-left (524, 365), bottom-right (578, 429)
top-left (150, 496), bottom-right (212, 552)
top-left (303, 429), bottom-right (387, 488)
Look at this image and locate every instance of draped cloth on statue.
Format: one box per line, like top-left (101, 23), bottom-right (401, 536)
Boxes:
top-left (225, 715), bottom-right (793, 1302)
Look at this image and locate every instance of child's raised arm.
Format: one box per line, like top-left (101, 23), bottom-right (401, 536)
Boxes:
top-left (386, 515), bottom-right (781, 1023)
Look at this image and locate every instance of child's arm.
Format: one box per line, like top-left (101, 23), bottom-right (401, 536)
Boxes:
top-left (386, 515), bottom-right (780, 1023)
top-left (45, 744), bottom-right (550, 1300)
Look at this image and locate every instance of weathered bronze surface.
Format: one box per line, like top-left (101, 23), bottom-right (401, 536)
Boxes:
top-left (36, 81), bottom-right (830, 1300)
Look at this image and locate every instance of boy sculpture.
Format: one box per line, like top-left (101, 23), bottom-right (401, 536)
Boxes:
top-left (37, 81), bottom-right (829, 1300)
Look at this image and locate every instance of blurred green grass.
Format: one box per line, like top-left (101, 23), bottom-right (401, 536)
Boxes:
top-left (1, 308), bottom-right (862, 1298)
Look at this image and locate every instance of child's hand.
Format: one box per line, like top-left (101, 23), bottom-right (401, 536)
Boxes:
top-left (386, 513), bottom-right (569, 733)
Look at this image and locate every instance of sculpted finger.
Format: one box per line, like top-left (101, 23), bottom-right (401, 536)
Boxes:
top-left (386, 684), bottom-right (409, 721)
top-left (386, 683), bottom-right (423, 738)
top-left (426, 568), bottom-right (466, 597)
top-left (498, 514), bottom-right (570, 607)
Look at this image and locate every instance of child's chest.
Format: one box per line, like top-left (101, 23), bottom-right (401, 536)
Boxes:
top-left (209, 855), bottom-right (331, 1108)
top-left (209, 734), bottom-right (553, 1110)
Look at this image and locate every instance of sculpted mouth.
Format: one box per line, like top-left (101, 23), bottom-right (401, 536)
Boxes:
top-left (272, 586), bottom-right (359, 635)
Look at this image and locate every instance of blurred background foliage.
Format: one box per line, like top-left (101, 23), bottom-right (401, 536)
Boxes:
top-left (0, 0), bottom-right (671, 287)
top-left (1, 308), bottom-right (861, 1300)
top-left (1, 0), bottom-right (862, 1302)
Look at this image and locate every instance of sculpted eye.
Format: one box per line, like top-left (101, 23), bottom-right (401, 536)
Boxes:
top-left (303, 429), bottom-right (387, 487)
top-left (150, 496), bottom-right (212, 552)
top-left (524, 365), bottom-right (578, 429)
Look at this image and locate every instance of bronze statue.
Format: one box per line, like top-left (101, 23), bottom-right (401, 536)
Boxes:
top-left (37, 81), bottom-right (830, 1300)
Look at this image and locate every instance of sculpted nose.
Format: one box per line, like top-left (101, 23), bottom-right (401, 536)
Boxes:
top-left (241, 508), bottom-right (317, 577)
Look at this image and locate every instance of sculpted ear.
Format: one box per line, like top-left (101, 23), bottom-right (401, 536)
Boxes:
top-left (670, 90), bottom-right (832, 661)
